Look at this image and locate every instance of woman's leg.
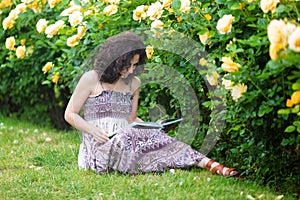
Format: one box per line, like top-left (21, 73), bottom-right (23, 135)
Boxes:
top-left (196, 157), bottom-right (238, 177)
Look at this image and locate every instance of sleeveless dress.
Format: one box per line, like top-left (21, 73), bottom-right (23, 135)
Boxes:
top-left (78, 88), bottom-right (205, 174)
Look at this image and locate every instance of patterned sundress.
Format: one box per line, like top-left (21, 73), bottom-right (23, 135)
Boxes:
top-left (78, 89), bottom-right (205, 174)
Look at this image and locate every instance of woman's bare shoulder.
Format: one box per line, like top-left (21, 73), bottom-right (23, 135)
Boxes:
top-left (80, 70), bottom-right (98, 83)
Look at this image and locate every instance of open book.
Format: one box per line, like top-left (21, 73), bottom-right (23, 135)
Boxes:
top-left (108, 118), bottom-right (183, 138)
top-left (130, 118), bottom-right (183, 129)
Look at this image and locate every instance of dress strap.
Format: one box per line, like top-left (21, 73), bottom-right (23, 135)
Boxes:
top-left (129, 78), bottom-right (132, 92)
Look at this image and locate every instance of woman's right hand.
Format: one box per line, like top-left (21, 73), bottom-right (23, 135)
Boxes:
top-left (90, 126), bottom-right (109, 143)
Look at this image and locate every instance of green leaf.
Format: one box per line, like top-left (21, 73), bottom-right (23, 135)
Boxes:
top-left (266, 60), bottom-right (284, 73)
top-left (284, 125), bottom-right (296, 133)
top-left (215, 0), bottom-right (226, 4)
top-left (276, 5), bottom-right (291, 14)
top-left (277, 109), bottom-right (291, 115)
top-left (42, 80), bottom-right (51, 85)
top-left (202, 101), bottom-right (211, 108)
top-left (292, 83), bottom-right (300, 90)
top-left (230, 3), bottom-right (241, 10)
top-left (73, 0), bottom-right (81, 5)
top-left (171, 0), bottom-right (181, 12)
top-left (281, 139), bottom-right (289, 146)
top-left (291, 105), bottom-right (300, 113)
top-left (247, 4), bottom-right (256, 11)
top-left (265, 106), bottom-right (273, 114)
top-left (231, 124), bottom-right (242, 131)
top-left (258, 108), bottom-right (265, 117)
top-left (293, 121), bottom-right (300, 127)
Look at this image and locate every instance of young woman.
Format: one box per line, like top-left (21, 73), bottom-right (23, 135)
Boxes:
top-left (64, 31), bottom-right (238, 176)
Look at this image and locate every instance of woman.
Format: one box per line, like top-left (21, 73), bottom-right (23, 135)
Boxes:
top-left (64, 31), bottom-right (238, 176)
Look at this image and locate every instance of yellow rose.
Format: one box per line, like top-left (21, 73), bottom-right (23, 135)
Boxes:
top-left (286, 99), bottom-right (293, 108)
top-left (231, 83), bottom-right (247, 101)
top-left (151, 19), bottom-right (164, 37)
top-left (199, 31), bottom-right (211, 45)
top-left (267, 19), bottom-right (290, 45)
top-left (147, 2), bottom-right (163, 20)
top-left (216, 14), bottom-right (234, 34)
top-left (26, 0), bottom-right (44, 13)
top-left (68, 11), bottom-right (83, 27)
top-left (5, 36), bottom-right (15, 51)
top-left (0, 0), bottom-right (13, 9)
top-left (48, 0), bottom-right (62, 8)
top-left (52, 72), bottom-right (59, 84)
top-left (103, 4), bottom-right (118, 16)
top-left (176, 16), bottom-right (181, 23)
top-left (15, 3), bottom-right (27, 13)
top-left (291, 91), bottom-right (300, 105)
top-left (161, 0), bottom-right (172, 10)
top-left (77, 25), bottom-right (87, 39)
top-left (269, 43), bottom-right (285, 60)
top-left (204, 14), bottom-right (212, 21)
top-left (55, 20), bottom-right (65, 29)
top-left (45, 24), bottom-right (58, 38)
top-left (238, 2), bottom-right (244, 10)
top-left (67, 35), bottom-right (80, 47)
top-left (20, 39), bottom-right (26, 45)
top-left (260, 0), bottom-right (280, 13)
top-left (205, 71), bottom-right (220, 86)
top-left (2, 17), bottom-right (15, 30)
top-left (26, 45), bottom-right (34, 55)
top-left (8, 9), bottom-right (19, 20)
top-left (151, 19), bottom-right (164, 29)
top-left (16, 46), bottom-right (26, 59)
top-left (133, 5), bottom-right (148, 21)
top-left (199, 58), bottom-right (207, 66)
top-left (222, 77), bottom-right (234, 90)
top-left (98, 23), bottom-right (104, 29)
top-left (36, 19), bottom-right (48, 33)
top-left (221, 57), bottom-right (240, 72)
top-left (44, 20), bottom-right (65, 38)
top-left (179, 0), bottom-right (191, 14)
top-left (60, 5), bottom-right (82, 17)
top-left (107, 0), bottom-right (120, 4)
top-left (288, 27), bottom-right (300, 52)
top-left (42, 62), bottom-right (54, 73)
top-left (84, 10), bottom-right (93, 16)
top-left (146, 45), bottom-right (154, 59)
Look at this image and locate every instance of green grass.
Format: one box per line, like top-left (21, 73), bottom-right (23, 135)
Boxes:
top-left (0, 116), bottom-right (295, 200)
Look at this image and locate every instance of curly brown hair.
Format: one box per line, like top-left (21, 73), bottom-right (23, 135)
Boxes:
top-left (93, 31), bottom-right (146, 84)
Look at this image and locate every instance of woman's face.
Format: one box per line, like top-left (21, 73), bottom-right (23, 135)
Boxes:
top-left (121, 54), bottom-right (140, 78)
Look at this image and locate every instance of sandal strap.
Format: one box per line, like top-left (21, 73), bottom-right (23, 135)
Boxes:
top-left (205, 159), bottom-right (215, 171)
top-left (205, 159), bottom-right (238, 177)
top-left (211, 164), bottom-right (225, 175)
top-left (212, 165), bottom-right (237, 177)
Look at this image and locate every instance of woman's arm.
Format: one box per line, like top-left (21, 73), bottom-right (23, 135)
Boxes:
top-left (128, 77), bottom-right (143, 123)
top-left (64, 71), bottom-right (109, 142)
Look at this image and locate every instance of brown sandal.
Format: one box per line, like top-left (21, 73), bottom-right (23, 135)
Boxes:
top-left (205, 159), bottom-right (239, 177)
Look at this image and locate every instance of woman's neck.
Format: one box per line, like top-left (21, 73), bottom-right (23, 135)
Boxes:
top-left (102, 78), bottom-right (130, 92)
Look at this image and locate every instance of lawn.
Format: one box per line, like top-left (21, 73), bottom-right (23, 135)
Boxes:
top-left (0, 116), bottom-right (294, 200)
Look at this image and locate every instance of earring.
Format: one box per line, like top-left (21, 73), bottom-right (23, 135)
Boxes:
top-left (121, 74), bottom-right (126, 78)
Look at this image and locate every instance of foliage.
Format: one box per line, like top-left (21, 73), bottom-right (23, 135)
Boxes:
top-left (0, 0), bottom-right (299, 194)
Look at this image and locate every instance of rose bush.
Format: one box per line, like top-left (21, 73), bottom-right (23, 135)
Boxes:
top-left (1, 0), bottom-right (299, 194)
